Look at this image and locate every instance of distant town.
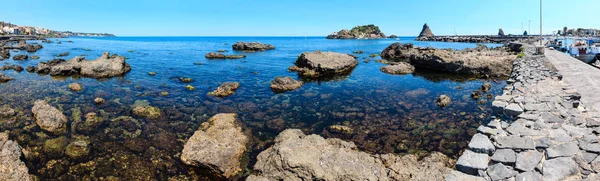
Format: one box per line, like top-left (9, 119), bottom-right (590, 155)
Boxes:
top-left (0, 21), bottom-right (114, 37)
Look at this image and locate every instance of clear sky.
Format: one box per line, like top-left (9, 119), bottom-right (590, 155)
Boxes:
top-left (2, 0), bottom-right (598, 36)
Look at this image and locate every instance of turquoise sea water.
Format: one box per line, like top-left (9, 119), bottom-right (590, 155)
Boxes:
top-left (1, 36), bottom-right (504, 179)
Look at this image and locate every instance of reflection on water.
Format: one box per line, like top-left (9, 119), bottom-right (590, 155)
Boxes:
top-left (0, 37), bottom-right (504, 179)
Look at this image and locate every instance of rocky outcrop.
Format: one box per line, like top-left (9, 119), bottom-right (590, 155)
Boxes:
top-left (5, 40), bottom-right (43, 52)
top-left (380, 62), bottom-right (415, 75)
top-left (270, 76), bottom-right (303, 93)
top-left (388, 35), bottom-right (398, 38)
top-left (12, 54), bottom-right (28, 61)
top-left (0, 73), bottom-right (14, 83)
top-left (289, 51), bottom-right (358, 78)
top-left (381, 43), bottom-right (516, 77)
top-left (31, 100), bottom-right (68, 134)
top-left (498, 29), bottom-right (505, 36)
top-left (247, 129), bottom-right (453, 181)
top-left (232, 42), bottom-right (275, 51)
top-left (181, 113), bottom-right (248, 178)
top-left (0, 132), bottom-right (34, 181)
top-left (36, 52), bottom-right (131, 78)
top-left (326, 24), bottom-right (386, 39)
top-left (1, 65), bottom-right (24, 72)
top-left (417, 23), bottom-right (434, 38)
top-left (205, 52), bottom-right (246, 59)
top-left (208, 82), bottom-right (240, 97)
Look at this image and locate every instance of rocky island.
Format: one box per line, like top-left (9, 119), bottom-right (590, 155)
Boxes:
top-left (326, 24), bottom-right (387, 39)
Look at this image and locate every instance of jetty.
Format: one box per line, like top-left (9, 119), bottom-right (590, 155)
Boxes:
top-left (416, 35), bottom-right (538, 44)
top-left (448, 44), bottom-right (600, 180)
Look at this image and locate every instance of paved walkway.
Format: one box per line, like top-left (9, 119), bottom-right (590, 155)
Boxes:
top-left (545, 49), bottom-right (600, 112)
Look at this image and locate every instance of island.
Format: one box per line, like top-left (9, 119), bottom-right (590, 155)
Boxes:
top-left (326, 24), bottom-right (386, 39)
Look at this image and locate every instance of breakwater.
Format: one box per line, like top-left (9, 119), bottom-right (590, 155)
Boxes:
top-left (416, 35), bottom-right (536, 44)
top-left (448, 44), bottom-right (600, 180)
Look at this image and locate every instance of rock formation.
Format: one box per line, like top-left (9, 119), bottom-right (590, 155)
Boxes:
top-left (247, 129), bottom-right (453, 180)
top-left (31, 100), bottom-right (68, 134)
top-left (232, 42), bottom-right (275, 51)
top-left (270, 76), bottom-right (303, 93)
top-left (289, 51), bottom-right (358, 78)
top-left (36, 52), bottom-right (131, 78)
top-left (0, 73), bottom-right (14, 83)
top-left (418, 23), bottom-right (434, 38)
top-left (181, 113), bottom-right (248, 178)
top-left (208, 82), bottom-right (240, 97)
top-left (205, 52), bottom-right (246, 59)
top-left (0, 132), bottom-right (34, 181)
top-left (381, 43), bottom-right (516, 77)
top-left (12, 54), bottom-right (28, 61)
top-left (326, 24), bottom-right (386, 39)
top-left (388, 35), bottom-right (398, 38)
top-left (498, 29), bottom-right (505, 36)
top-left (380, 62), bottom-right (415, 75)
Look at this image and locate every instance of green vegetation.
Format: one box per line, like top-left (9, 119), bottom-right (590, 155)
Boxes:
top-left (350, 24), bottom-right (381, 34)
top-left (517, 52), bottom-right (525, 58)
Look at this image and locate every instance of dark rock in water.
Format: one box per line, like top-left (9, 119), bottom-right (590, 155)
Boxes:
top-left (36, 52), bottom-right (131, 78)
top-left (418, 23), bottom-right (434, 38)
top-left (436, 95), bottom-right (451, 107)
top-left (471, 91), bottom-right (482, 99)
top-left (388, 35), bottom-right (398, 38)
top-left (57, 52), bottom-right (69, 57)
top-left (181, 113), bottom-right (248, 179)
top-left (289, 51), bottom-right (358, 78)
top-left (498, 28), bottom-right (505, 36)
top-left (381, 43), bottom-right (516, 77)
top-left (380, 62), bottom-right (415, 75)
top-left (270, 76), bottom-right (303, 93)
top-left (0, 73), bottom-right (14, 83)
top-left (32, 100), bottom-right (68, 134)
top-left (0, 50), bottom-right (9, 59)
top-left (326, 24), bottom-right (386, 39)
top-left (481, 82), bottom-right (492, 92)
top-left (205, 52), bottom-right (246, 59)
top-left (1, 65), bottom-right (24, 72)
top-left (12, 54), bottom-right (28, 61)
top-left (0, 132), bottom-right (35, 180)
top-left (232, 42), bottom-right (275, 51)
top-left (208, 82), bottom-right (240, 97)
top-left (247, 129), bottom-right (453, 181)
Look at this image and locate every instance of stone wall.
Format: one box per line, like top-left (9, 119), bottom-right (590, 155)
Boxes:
top-left (448, 46), bottom-right (600, 181)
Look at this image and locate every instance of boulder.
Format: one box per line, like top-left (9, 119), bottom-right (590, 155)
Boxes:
top-left (467, 133), bottom-right (495, 154)
top-left (12, 54), bottom-right (28, 61)
top-left (456, 150), bottom-right (489, 174)
top-left (326, 24), bottom-right (386, 39)
top-left (0, 73), bottom-right (14, 83)
top-left (0, 132), bottom-right (34, 181)
top-left (181, 113), bottom-right (248, 178)
top-left (487, 163), bottom-right (518, 181)
top-left (68, 83), bottom-right (83, 92)
top-left (94, 97), bottom-right (105, 105)
top-left (380, 43), bottom-right (414, 60)
top-left (232, 42), bottom-right (275, 51)
top-left (436, 95), bottom-right (451, 107)
top-left (290, 51), bottom-right (358, 78)
top-left (270, 76), bottom-right (303, 93)
top-left (208, 82), bottom-right (240, 97)
top-left (31, 100), bottom-right (68, 134)
top-left (36, 52), bottom-right (131, 78)
top-left (205, 52), bottom-right (246, 59)
top-left (542, 157), bottom-right (579, 181)
top-left (380, 62), bottom-right (415, 75)
top-left (417, 23), bottom-right (435, 38)
top-left (515, 150), bottom-right (543, 172)
top-left (247, 129), bottom-right (453, 181)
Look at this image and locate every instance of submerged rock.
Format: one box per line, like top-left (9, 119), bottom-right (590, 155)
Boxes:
top-left (32, 100), bottom-right (68, 134)
top-left (232, 42), bottom-right (275, 51)
top-left (30, 55), bottom-right (40, 60)
top-left (43, 136), bottom-right (68, 157)
top-left (205, 52), bottom-right (246, 59)
top-left (181, 113), bottom-right (248, 178)
top-left (208, 82), bottom-right (240, 97)
top-left (36, 52), bottom-right (131, 78)
top-left (65, 137), bottom-right (90, 160)
top-left (57, 52), bottom-right (69, 57)
top-left (0, 132), bottom-right (34, 181)
top-left (290, 51), bottom-right (358, 78)
top-left (25, 66), bottom-right (36, 72)
top-left (94, 97), bottom-right (105, 105)
top-left (436, 95), bottom-right (451, 107)
top-left (0, 73), bottom-right (14, 83)
top-left (380, 62), bottom-right (415, 75)
top-left (248, 129), bottom-right (453, 180)
top-left (0, 106), bottom-right (15, 118)
top-left (270, 76), bottom-right (303, 93)
top-left (326, 24), bottom-right (386, 39)
top-left (68, 83), bottom-right (83, 92)
top-left (132, 105), bottom-right (161, 119)
top-left (12, 54), bottom-right (28, 61)
top-left (328, 125), bottom-right (353, 134)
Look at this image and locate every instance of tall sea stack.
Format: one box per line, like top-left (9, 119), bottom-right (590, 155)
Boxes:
top-left (418, 23), bottom-right (434, 37)
top-left (498, 29), bottom-right (505, 36)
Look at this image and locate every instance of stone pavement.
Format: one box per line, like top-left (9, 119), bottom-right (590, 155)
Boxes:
top-left (545, 49), bottom-right (600, 112)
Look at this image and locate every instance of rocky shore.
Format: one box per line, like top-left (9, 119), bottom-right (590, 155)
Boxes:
top-left (450, 45), bottom-right (600, 180)
top-left (326, 24), bottom-right (387, 39)
top-left (380, 43), bottom-right (517, 77)
top-left (0, 132), bottom-right (33, 180)
top-left (416, 35), bottom-right (533, 44)
top-left (36, 52), bottom-right (131, 78)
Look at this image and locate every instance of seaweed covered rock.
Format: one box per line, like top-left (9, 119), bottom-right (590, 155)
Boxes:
top-left (270, 76), bottom-right (303, 93)
top-left (32, 100), bottom-right (68, 134)
top-left (208, 82), bottom-right (240, 97)
top-left (181, 113), bottom-right (248, 178)
top-left (132, 105), bottom-right (161, 119)
top-left (232, 42), bottom-right (275, 51)
top-left (289, 51), bottom-right (358, 78)
top-left (205, 52), bottom-right (246, 59)
top-left (36, 52), bottom-right (131, 78)
top-left (380, 62), bottom-right (415, 75)
top-left (0, 132), bottom-right (34, 181)
top-left (247, 129), bottom-right (453, 181)
top-left (12, 54), bottom-right (28, 61)
top-left (326, 24), bottom-right (386, 39)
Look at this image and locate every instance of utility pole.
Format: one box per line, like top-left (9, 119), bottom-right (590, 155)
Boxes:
top-left (540, 0), bottom-right (543, 46)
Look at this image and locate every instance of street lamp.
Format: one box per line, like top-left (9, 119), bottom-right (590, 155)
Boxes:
top-left (540, 0), bottom-right (543, 46)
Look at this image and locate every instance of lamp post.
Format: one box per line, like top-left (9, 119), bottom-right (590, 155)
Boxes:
top-left (540, 0), bottom-right (543, 46)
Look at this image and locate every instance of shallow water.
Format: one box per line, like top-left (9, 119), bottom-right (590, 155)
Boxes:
top-left (0, 36), bottom-right (504, 179)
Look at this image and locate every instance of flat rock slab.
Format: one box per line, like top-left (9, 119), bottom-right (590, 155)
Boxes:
top-left (505, 103), bottom-right (524, 116)
top-left (491, 149), bottom-right (516, 163)
top-left (515, 172), bottom-right (543, 181)
top-left (445, 170), bottom-right (485, 181)
top-left (542, 157), bottom-right (580, 181)
top-left (456, 150), bottom-right (490, 175)
top-left (495, 136), bottom-right (535, 150)
top-left (515, 150), bottom-right (543, 172)
top-left (547, 142), bottom-right (579, 158)
top-left (468, 133), bottom-right (495, 154)
top-left (487, 163), bottom-right (518, 181)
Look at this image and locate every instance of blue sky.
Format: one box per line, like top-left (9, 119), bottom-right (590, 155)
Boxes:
top-left (2, 0), bottom-right (599, 36)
